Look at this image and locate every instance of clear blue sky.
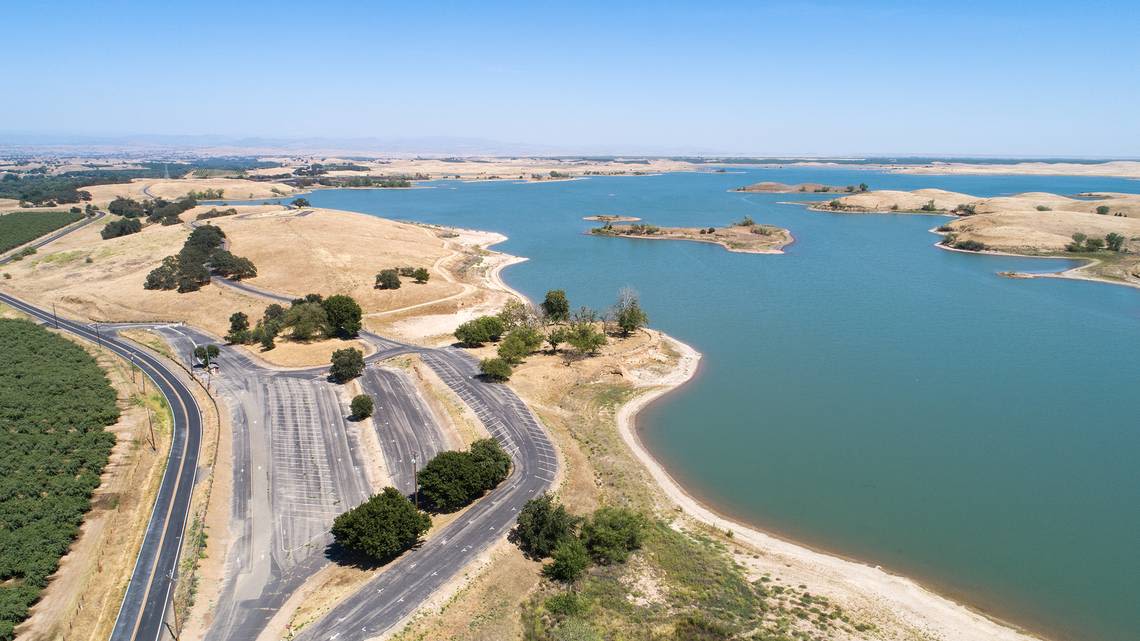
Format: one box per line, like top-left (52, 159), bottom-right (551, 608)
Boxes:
top-left (5, 1), bottom-right (1139, 156)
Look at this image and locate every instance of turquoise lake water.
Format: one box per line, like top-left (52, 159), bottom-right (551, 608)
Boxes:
top-left (244, 169), bottom-right (1139, 641)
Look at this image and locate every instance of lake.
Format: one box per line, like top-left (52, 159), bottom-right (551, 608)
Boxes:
top-left (239, 167), bottom-right (1140, 641)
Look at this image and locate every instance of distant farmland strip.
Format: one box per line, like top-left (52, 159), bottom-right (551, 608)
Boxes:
top-left (0, 210), bottom-right (84, 254)
top-left (0, 319), bottom-right (119, 639)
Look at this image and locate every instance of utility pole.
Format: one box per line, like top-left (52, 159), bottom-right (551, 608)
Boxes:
top-left (94, 323), bottom-right (102, 350)
top-left (147, 407), bottom-right (156, 452)
top-left (52, 302), bottom-right (58, 329)
top-left (412, 457), bottom-right (418, 509)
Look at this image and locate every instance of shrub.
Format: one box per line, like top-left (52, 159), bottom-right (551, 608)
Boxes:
top-left (284, 302), bottom-right (330, 340)
top-left (1085, 237), bottom-right (1105, 251)
top-left (517, 494), bottom-right (578, 558)
top-left (953, 239), bottom-right (987, 252)
top-left (330, 347), bottom-right (365, 382)
top-left (543, 537), bottom-right (589, 583)
top-left (580, 507), bottom-right (645, 564)
top-left (375, 269), bottom-right (401, 290)
top-left (479, 357), bottom-right (513, 381)
top-left (498, 326), bottom-right (544, 364)
top-left (417, 439), bottom-right (510, 512)
top-left (920, 200), bottom-right (938, 212)
top-left (540, 290), bottom-right (570, 322)
top-left (413, 267), bottom-right (430, 283)
top-left (1096, 205), bottom-right (1110, 215)
top-left (100, 218), bottom-right (142, 239)
top-left (734, 216), bottom-right (756, 227)
top-left (1036, 205), bottom-right (1052, 211)
top-left (351, 394), bottom-right (374, 419)
top-left (565, 322), bottom-right (606, 357)
top-left (331, 487), bottom-right (431, 561)
top-left (291, 197), bottom-right (311, 208)
top-left (455, 315), bottom-right (506, 346)
top-left (544, 592), bottom-right (586, 617)
top-left (613, 288), bottom-right (648, 335)
top-left (1105, 232), bottom-right (1125, 252)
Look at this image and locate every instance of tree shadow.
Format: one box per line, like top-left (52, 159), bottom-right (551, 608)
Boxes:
top-left (323, 538), bottom-right (425, 570)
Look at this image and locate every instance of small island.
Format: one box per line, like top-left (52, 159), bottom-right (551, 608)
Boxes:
top-left (583, 214), bottom-right (642, 222)
top-left (590, 217), bottom-right (793, 254)
top-left (735, 181), bottom-right (869, 194)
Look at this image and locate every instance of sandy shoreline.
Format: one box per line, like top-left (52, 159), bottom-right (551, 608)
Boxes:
top-left (615, 333), bottom-right (1046, 641)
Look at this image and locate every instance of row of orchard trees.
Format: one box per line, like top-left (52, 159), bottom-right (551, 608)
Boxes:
top-left (455, 288), bottom-right (649, 381)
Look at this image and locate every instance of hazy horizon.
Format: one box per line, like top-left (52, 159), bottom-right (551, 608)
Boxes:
top-left (5, 1), bottom-right (1139, 157)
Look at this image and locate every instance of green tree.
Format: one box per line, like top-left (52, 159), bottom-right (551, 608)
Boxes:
top-left (351, 394), bottom-right (374, 419)
top-left (566, 323), bottom-right (606, 357)
top-left (1105, 232), bottom-right (1125, 252)
top-left (375, 269), bottom-right (401, 290)
top-left (498, 326), bottom-right (544, 364)
top-left (413, 267), bottom-right (430, 283)
top-left (1085, 237), bottom-right (1105, 251)
top-left (323, 294), bottom-right (363, 338)
top-left (516, 494), bottom-right (577, 558)
top-left (614, 288), bottom-right (648, 336)
top-left (331, 487), bottom-right (431, 561)
top-left (546, 327), bottom-right (569, 353)
top-left (291, 197), bottom-right (311, 208)
top-left (479, 357), bottom-right (513, 381)
top-left (1067, 232), bottom-right (1088, 252)
top-left (330, 347), bottom-right (365, 382)
top-left (226, 312), bottom-right (251, 344)
top-left (540, 289), bottom-right (570, 322)
top-left (858, 182), bottom-right (869, 192)
top-left (1096, 205), bottom-right (1110, 215)
top-left (455, 315), bottom-right (507, 346)
top-left (498, 299), bottom-right (537, 331)
top-left (284, 301), bottom-right (330, 340)
top-left (580, 507), bottom-right (645, 565)
top-left (193, 344), bottom-right (220, 365)
top-left (543, 537), bottom-right (589, 583)
top-left (470, 438), bottom-right (511, 489)
top-left (100, 218), bottom-right (142, 239)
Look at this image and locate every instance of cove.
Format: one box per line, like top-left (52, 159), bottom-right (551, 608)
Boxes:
top-left (246, 168), bottom-right (1140, 641)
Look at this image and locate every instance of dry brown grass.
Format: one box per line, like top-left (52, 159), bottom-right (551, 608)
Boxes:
top-left (82, 178), bottom-right (297, 204)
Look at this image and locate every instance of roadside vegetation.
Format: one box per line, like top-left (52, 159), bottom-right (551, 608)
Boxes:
top-left (0, 210), bottom-right (84, 253)
top-left (0, 319), bottom-right (119, 639)
top-left (225, 293), bottom-right (363, 350)
top-left (330, 439), bottom-right (512, 563)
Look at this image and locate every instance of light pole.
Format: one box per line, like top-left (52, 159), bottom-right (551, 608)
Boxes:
top-left (412, 457), bottom-right (418, 509)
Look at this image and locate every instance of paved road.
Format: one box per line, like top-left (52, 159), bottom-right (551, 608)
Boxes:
top-left (0, 292), bottom-right (202, 641)
top-left (360, 365), bottom-right (451, 496)
top-left (205, 260), bottom-right (560, 641)
top-left (145, 324), bottom-right (377, 641)
top-left (0, 210), bottom-right (105, 265)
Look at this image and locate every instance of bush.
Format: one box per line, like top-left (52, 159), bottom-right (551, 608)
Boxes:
top-left (479, 357), bottom-right (513, 381)
top-left (351, 394), bottom-right (374, 419)
top-left (331, 487), bottom-right (431, 561)
top-left (920, 199), bottom-right (938, 212)
top-left (543, 537), bottom-right (589, 583)
top-left (733, 215), bottom-right (755, 227)
top-left (517, 494), bottom-right (578, 558)
top-left (498, 326), bottom-right (544, 364)
top-left (544, 592), bottom-right (586, 617)
top-left (100, 218), bottom-right (142, 239)
top-left (375, 268), bottom-right (401, 290)
top-left (1085, 237), bottom-right (1105, 251)
top-left (284, 302), bottom-right (330, 340)
top-left (952, 239), bottom-right (987, 252)
top-left (291, 197), bottom-right (311, 208)
top-left (417, 439), bottom-right (511, 512)
top-left (566, 322), bottom-right (606, 357)
top-left (1096, 205), bottom-right (1110, 215)
top-left (1036, 205), bottom-right (1052, 211)
top-left (535, 288), bottom-right (567, 319)
top-left (322, 294), bottom-right (363, 338)
top-left (330, 347), bottom-right (365, 382)
top-left (1105, 232), bottom-right (1125, 252)
top-left (413, 267), bottom-right (430, 283)
top-left (613, 288), bottom-right (648, 335)
top-left (580, 507), bottom-right (645, 565)
top-left (455, 315), bottom-right (506, 346)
